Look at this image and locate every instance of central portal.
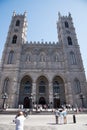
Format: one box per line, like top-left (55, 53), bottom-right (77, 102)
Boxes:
top-left (23, 97), bottom-right (30, 108)
top-left (54, 98), bottom-right (60, 108)
top-left (39, 97), bottom-right (46, 105)
top-left (36, 76), bottom-right (49, 106)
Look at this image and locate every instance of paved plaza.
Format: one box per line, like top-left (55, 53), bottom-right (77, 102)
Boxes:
top-left (0, 114), bottom-right (87, 130)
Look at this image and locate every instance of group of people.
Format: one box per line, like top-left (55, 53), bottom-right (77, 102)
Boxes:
top-left (13, 107), bottom-right (67, 130)
top-left (33, 104), bottom-right (49, 111)
top-left (55, 107), bottom-right (67, 124)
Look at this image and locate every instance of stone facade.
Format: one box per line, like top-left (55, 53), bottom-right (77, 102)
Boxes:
top-left (0, 12), bottom-right (87, 108)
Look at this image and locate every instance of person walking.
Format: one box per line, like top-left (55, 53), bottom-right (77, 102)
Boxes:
top-left (55, 109), bottom-right (60, 124)
top-left (58, 109), bottom-right (64, 124)
top-left (14, 111), bottom-right (26, 130)
top-left (62, 108), bottom-right (67, 124)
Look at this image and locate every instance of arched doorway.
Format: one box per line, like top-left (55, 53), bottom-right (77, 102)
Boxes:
top-left (23, 97), bottom-right (30, 108)
top-left (36, 76), bottom-right (49, 105)
top-left (54, 98), bottom-right (60, 108)
top-left (19, 75), bottom-right (32, 108)
top-left (53, 76), bottom-right (65, 108)
top-left (39, 97), bottom-right (46, 105)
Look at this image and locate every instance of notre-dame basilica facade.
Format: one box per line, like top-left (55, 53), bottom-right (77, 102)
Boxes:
top-left (0, 12), bottom-right (87, 109)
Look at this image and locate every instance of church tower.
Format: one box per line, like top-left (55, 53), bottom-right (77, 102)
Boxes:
top-left (57, 13), bottom-right (87, 107)
top-left (7, 11), bottom-right (27, 45)
top-left (1, 11), bottom-right (27, 66)
top-left (0, 12), bottom-right (28, 107)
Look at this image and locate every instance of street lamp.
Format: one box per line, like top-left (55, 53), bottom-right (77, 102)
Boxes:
top-left (2, 93), bottom-right (8, 109)
top-left (79, 93), bottom-right (85, 108)
top-left (29, 93), bottom-right (33, 109)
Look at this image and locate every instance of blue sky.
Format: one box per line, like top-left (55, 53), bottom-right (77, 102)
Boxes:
top-left (0, 0), bottom-right (87, 77)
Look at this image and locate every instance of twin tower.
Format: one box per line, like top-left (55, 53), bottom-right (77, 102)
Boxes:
top-left (0, 12), bottom-right (87, 109)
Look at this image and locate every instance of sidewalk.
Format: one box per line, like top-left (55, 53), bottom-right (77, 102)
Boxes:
top-left (0, 114), bottom-right (87, 130)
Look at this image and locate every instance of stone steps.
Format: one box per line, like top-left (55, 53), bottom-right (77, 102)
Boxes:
top-left (0, 108), bottom-right (87, 115)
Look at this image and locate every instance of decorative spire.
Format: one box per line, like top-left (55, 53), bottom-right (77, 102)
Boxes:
top-left (13, 11), bottom-right (16, 16)
top-left (58, 12), bottom-right (61, 18)
top-left (24, 11), bottom-right (27, 16)
top-left (41, 39), bottom-right (44, 43)
top-left (68, 12), bottom-right (71, 17)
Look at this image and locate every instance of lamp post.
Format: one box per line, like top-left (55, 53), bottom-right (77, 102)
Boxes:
top-left (29, 93), bottom-right (33, 109)
top-left (2, 93), bottom-right (8, 109)
top-left (79, 93), bottom-right (84, 108)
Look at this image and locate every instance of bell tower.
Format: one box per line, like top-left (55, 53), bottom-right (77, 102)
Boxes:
top-left (1, 12), bottom-right (28, 66)
top-left (0, 12), bottom-right (28, 108)
top-left (57, 12), bottom-right (78, 46)
top-left (57, 13), bottom-right (87, 107)
top-left (6, 11), bottom-right (28, 45)
top-left (57, 12), bottom-right (84, 70)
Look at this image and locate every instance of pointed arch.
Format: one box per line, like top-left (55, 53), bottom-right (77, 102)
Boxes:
top-left (52, 76), bottom-right (65, 108)
top-left (53, 81), bottom-right (60, 93)
top-left (24, 81), bottom-right (32, 94)
top-left (67, 36), bottom-right (72, 45)
top-left (70, 51), bottom-right (76, 65)
top-left (16, 20), bottom-right (20, 26)
top-left (2, 78), bottom-right (9, 94)
top-left (12, 35), bottom-right (17, 44)
top-left (65, 21), bottom-right (69, 28)
top-left (19, 75), bottom-right (32, 107)
top-left (53, 53), bottom-right (59, 62)
top-left (40, 52), bottom-right (46, 62)
top-left (20, 75), bottom-right (32, 94)
top-left (36, 75), bottom-right (49, 105)
top-left (73, 78), bottom-right (81, 94)
top-left (39, 80), bottom-right (46, 94)
top-left (7, 50), bottom-right (14, 64)
top-left (53, 76), bottom-right (64, 94)
top-left (39, 97), bottom-right (46, 105)
top-left (37, 76), bottom-right (48, 94)
top-left (26, 53), bottom-right (31, 62)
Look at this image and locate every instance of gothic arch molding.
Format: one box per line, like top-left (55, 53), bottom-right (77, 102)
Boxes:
top-left (19, 75), bottom-right (33, 108)
top-left (52, 75), bottom-right (66, 108)
top-left (36, 75), bottom-right (49, 105)
top-left (52, 74), bottom-right (65, 83)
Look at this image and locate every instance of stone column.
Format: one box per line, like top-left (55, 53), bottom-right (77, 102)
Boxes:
top-left (32, 82), bottom-right (36, 104)
top-left (12, 78), bottom-right (19, 108)
top-left (65, 82), bottom-right (73, 106)
top-left (49, 82), bottom-right (53, 108)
